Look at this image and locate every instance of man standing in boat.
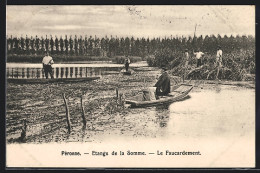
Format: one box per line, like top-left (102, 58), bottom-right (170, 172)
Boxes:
top-left (125, 58), bottom-right (130, 72)
top-left (42, 52), bottom-right (54, 79)
top-left (154, 66), bottom-right (171, 97)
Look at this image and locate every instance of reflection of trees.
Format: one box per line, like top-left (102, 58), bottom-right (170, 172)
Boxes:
top-left (155, 106), bottom-right (170, 128)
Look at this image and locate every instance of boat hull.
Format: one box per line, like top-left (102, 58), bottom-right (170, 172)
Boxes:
top-left (125, 84), bottom-right (193, 108)
top-left (7, 77), bottom-right (100, 84)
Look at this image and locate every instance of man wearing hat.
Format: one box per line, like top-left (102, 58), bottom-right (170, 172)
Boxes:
top-left (154, 66), bottom-right (171, 97)
top-left (216, 46), bottom-right (223, 67)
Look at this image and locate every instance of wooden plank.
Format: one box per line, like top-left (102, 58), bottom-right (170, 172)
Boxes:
top-left (7, 77), bottom-right (100, 84)
top-left (22, 68), bottom-right (25, 78)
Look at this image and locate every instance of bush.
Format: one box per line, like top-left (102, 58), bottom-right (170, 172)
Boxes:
top-left (146, 48), bottom-right (183, 68)
top-left (169, 50), bottom-right (255, 81)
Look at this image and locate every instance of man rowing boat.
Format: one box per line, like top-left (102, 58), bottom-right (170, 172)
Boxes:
top-left (154, 66), bottom-right (171, 97)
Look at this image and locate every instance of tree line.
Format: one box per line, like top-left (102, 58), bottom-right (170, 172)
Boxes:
top-left (6, 34), bottom-right (255, 57)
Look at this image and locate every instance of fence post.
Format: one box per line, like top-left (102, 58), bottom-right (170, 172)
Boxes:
top-left (80, 95), bottom-right (87, 128)
top-left (27, 68), bottom-right (30, 78)
top-left (80, 67), bottom-right (83, 78)
top-left (62, 93), bottom-right (71, 134)
top-left (20, 119), bottom-right (27, 142)
top-left (116, 88), bottom-right (119, 99)
top-left (61, 67), bottom-right (64, 78)
top-left (75, 67), bottom-right (78, 78)
top-left (65, 67), bottom-right (68, 78)
top-left (36, 68), bottom-right (40, 78)
top-left (16, 68), bottom-right (19, 78)
top-left (55, 67), bottom-right (59, 78)
top-left (22, 68), bottom-right (25, 78)
top-left (42, 68), bottom-right (45, 79)
top-left (70, 67), bottom-right (73, 78)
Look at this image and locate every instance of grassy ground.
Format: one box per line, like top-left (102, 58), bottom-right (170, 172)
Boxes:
top-left (6, 66), bottom-right (255, 143)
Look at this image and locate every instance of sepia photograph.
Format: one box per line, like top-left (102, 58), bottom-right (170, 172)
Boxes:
top-left (6, 5), bottom-right (255, 168)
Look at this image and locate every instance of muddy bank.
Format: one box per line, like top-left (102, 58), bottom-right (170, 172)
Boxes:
top-left (6, 66), bottom-right (255, 143)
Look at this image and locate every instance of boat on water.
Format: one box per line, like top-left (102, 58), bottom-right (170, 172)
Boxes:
top-left (125, 83), bottom-right (193, 108)
top-left (120, 69), bottom-right (134, 75)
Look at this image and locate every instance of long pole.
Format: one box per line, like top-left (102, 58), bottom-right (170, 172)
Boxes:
top-left (63, 93), bottom-right (71, 134)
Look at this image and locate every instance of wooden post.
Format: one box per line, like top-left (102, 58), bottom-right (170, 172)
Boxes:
top-left (85, 67), bottom-right (88, 77)
top-left (27, 68), bottom-right (30, 78)
top-left (65, 67), bottom-right (68, 78)
top-left (60, 67), bottom-right (64, 78)
top-left (58, 67), bottom-right (61, 78)
top-left (31, 68), bottom-right (34, 78)
top-left (55, 67), bottom-right (59, 78)
top-left (36, 68), bottom-right (40, 78)
top-left (121, 93), bottom-right (125, 109)
top-left (42, 67), bottom-right (45, 79)
top-left (67, 67), bottom-right (70, 78)
top-left (70, 67), bottom-right (73, 78)
top-left (116, 88), bottom-right (119, 99)
top-left (89, 67), bottom-right (93, 76)
top-left (80, 67), bottom-right (83, 78)
top-left (20, 119), bottom-right (27, 142)
top-left (22, 68), bottom-right (25, 78)
top-left (119, 93), bottom-right (123, 106)
top-left (75, 67), bottom-right (78, 78)
top-left (80, 95), bottom-right (87, 128)
top-left (16, 68), bottom-right (19, 78)
top-left (62, 93), bottom-right (71, 134)
top-left (39, 68), bottom-right (43, 78)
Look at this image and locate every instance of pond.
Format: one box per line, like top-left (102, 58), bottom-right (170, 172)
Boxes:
top-left (93, 85), bottom-right (255, 142)
top-left (6, 82), bottom-right (255, 167)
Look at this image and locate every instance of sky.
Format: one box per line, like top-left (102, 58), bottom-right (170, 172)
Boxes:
top-left (6, 5), bottom-right (255, 38)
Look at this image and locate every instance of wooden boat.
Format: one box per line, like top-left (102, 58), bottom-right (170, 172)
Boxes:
top-left (125, 84), bottom-right (193, 108)
top-left (120, 69), bottom-right (134, 75)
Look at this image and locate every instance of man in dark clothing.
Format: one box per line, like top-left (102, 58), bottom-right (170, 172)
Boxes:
top-left (125, 59), bottom-right (130, 72)
top-left (154, 67), bottom-right (171, 96)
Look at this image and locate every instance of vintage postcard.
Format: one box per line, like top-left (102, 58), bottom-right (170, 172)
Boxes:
top-left (6, 5), bottom-right (255, 168)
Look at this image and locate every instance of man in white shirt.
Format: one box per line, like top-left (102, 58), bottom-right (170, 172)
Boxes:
top-left (193, 49), bottom-right (204, 67)
top-left (42, 52), bottom-right (54, 79)
top-left (216, 46), bottom-right (223, 67)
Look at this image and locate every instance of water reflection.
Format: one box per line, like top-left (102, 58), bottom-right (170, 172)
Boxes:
top-left (215, 84), bottom-right (222, 93)
top-left (126, 86), bottom-right (254, 140)
top-left (80, 85), bottom-right (254, 143)
top-left (155, 106), bottom-right (170, 128)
